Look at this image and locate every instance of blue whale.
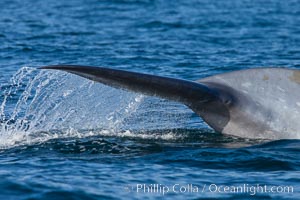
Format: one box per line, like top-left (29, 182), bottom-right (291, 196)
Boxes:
top-left (40, 65), bottom-right (300, 139)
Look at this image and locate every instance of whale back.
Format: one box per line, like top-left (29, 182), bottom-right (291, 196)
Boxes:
top-left (199, 68), bottom-right (300, 139)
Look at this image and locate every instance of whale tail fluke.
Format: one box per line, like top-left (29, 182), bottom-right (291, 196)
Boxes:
top-left (40, 65), bottom-right (231, 132)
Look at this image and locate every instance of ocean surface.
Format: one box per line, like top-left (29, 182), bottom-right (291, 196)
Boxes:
top-left (0, 0), bottom-right (300, 199)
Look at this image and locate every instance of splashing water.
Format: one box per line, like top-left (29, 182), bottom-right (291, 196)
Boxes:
top-left (0, 67), bottom-right (148, 148)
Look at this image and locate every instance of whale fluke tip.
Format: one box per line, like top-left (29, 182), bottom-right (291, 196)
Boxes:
top-left (39, 65), bottom-right (73, 70)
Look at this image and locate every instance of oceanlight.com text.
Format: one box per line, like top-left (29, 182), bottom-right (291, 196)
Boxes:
top-left (124, 183), bottom-right (294, 196)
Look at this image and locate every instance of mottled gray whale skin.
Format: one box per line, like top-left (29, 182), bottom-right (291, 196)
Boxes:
top-left (40, 65), bottom-right (300, 139)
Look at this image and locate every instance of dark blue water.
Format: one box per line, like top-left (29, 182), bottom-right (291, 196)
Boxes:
top-left (0, 0), bottom-right (300, 199)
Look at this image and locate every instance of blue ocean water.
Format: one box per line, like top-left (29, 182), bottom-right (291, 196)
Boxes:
top-left (0, 0), bottom-right (300, 199)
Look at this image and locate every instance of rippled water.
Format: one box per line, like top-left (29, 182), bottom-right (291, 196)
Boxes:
top-left (0, 0), bottom-right (300, 199)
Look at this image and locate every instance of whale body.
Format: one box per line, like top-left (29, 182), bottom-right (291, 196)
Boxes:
top-left (40, 65), bottom-right (300, 139)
